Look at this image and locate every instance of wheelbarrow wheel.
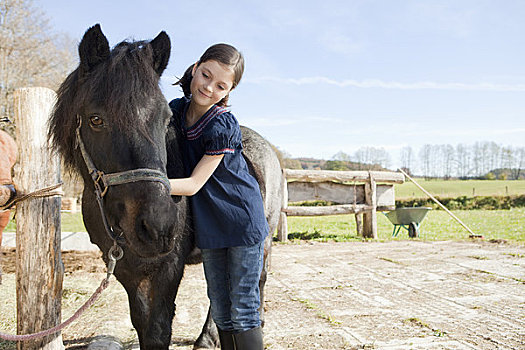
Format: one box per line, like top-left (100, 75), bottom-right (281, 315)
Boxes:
top-left (408, 222), bottom-right (418, 238)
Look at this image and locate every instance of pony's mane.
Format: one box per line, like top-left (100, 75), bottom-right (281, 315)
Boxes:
top-left (49, 39), bottom-right (163, 171)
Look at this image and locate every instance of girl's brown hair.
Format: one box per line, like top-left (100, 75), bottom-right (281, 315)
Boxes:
top-left (176, 43), bottom-right (244, 107)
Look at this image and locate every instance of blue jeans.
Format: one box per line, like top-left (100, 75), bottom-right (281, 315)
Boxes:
top-left (201, 241), bottom-right (264, 332)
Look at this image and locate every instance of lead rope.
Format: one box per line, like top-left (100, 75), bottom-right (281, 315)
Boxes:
top-left (0, 183), bottom-right (63, 212)
top-left (0, 118), bottom-right (126, 341)
top-left (0, 242), bottom-right (123, 342)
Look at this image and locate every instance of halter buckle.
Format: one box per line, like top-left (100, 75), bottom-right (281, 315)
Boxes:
top-left (93, 171), bottom-right (109, 197)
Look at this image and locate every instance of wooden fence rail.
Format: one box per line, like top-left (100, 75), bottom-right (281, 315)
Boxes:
top-left (277, 169), bottom-right (405, 241)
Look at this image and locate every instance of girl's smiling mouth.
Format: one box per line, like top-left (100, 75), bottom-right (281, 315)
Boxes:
top-left (198, 89), bottom-right (211, 98)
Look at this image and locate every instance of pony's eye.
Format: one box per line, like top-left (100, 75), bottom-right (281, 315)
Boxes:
top-left (89, 115), bottom-right (104, 128)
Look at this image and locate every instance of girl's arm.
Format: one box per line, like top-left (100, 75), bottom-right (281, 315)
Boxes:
top-left (169, 154), bottom-right (224, 196)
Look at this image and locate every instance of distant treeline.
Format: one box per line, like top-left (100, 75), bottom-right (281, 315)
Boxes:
top-left (410, 142), bottom-right (525, 180)
top-left (278, 141), bottom-right (525, 180)
top-left (282, 157), bottom-right (524, 180)
top-left (282, 157), bottom-right (388, 172)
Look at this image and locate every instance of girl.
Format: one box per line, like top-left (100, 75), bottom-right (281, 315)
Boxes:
top-left (168, 44), bottom-right (267, 350)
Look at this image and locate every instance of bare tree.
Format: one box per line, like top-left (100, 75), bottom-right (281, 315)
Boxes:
top-left (376, 147), bottom-right (391, 169)
top-left (488, 141), bottom-right (501, 173)
top-left (0, 0), bottom-right (75, 136)
top-left (500, 146), bottom-right (514, 175)
top-left (471, 142), bottom-right (484, 177)
top-left (455, 144), bottom-right (469, 178)
top-left (354, 146), bottom-right (391, 170)
top-left (511, 147), bottom-right (525, 180)
top-left (419, 144), bottom-right (433, 179)
top-left (332, 151), bottom-right (352, 162)
top-left (400, 146), bottom-right (414, 173)
top-left (353, 148), bottom-right (368, 170)
top-left (441, 144), bottom-right (455, 179)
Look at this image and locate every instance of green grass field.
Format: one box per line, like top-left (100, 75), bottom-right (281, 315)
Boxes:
top-left (4, 179), bottom-right (525, 243)
top-left (395, 179), bottom-right (525, 199)
top-left (285, 208), bottom-right (524, 242)
top-left (7, 209), bottom-right (522, 242)
top-left (4, 211), bottom-right (86, 232)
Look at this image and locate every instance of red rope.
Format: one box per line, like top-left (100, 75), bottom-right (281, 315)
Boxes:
top-left (0, 277), bottom-right (110, 341)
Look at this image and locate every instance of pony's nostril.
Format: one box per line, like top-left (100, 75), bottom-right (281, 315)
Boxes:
top-left (141, 219), bottom-right (159, 241)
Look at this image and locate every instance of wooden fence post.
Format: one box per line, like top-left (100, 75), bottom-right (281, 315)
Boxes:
top-left (277, 173), bottom-right (288, 241)
top-left (362, 172), bottom-right (377, 239)
top-left (355, 213), bottom-right (364, 236)
top-left (14, 87), bottom-right (64, 350)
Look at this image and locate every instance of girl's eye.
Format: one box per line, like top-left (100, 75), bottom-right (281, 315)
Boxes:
top-left (202, 72), bottom-right (209, 78)
top-left (218, 85), bottom-right (226, 91)
top-left (89, 115), bottom-right (104, 128)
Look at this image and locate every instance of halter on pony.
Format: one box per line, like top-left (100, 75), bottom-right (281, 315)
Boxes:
top-left (75, 115), bottom-right (172, 265)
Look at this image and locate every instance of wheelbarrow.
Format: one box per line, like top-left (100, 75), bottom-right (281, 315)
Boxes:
top-left (384, 207), bottom-right (432, 238)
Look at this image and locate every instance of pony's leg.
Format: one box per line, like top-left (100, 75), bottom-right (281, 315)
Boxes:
top-left (0, 210), bottom-right (10, 284)
top-left (193, 307), bottom-right (219, 349)
top-left (119, 265), bottom-right (181, 350)
top-left (258, 236), bottom-right (272, 327)
top-left (129, 278), bottom-right (176, 349)
top-left (0, 210), bottom-right (9, 242)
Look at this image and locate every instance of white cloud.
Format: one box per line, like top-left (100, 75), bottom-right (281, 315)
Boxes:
top-left (318, 30), bottom-right (362, 56)
top-left (246, 76), bottom-right (525, 92)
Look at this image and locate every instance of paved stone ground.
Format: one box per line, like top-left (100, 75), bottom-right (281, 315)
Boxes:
top-left (260, 240), bottom-right (525, 349)
top-left (1, 240), bottom-right (524, 349)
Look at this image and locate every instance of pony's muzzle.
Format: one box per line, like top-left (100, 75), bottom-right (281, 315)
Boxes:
top-left (109, 192), bottom-right (176, 257)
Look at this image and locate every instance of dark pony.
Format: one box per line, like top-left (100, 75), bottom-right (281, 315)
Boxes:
top-left (48, 24), bottom-right (282, 349)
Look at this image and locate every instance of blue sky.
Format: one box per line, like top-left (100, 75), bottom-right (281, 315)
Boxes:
top-left (39, 0), bottom-right (525, 168)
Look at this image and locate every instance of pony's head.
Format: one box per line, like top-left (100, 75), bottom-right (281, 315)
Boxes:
top-left (49, 24), bottom-right (179, 258)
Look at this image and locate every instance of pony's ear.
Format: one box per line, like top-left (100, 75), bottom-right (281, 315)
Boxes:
top-left (150, 31), bottom-right (171, 76)
top-left (79, 24), bottom-right (110, 73)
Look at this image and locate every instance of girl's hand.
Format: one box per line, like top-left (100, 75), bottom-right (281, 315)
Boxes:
top-left (169, 154), bottom-right (224, 196)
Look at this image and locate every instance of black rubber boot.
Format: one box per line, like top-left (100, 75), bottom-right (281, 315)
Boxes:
top-left (233, 327), bottom-right (263, 350)
top-left (218, 329), bottom-right (236, 350)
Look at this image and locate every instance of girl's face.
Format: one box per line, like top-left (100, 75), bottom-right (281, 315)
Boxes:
top-left (190, 59), bottom-right (235, 109)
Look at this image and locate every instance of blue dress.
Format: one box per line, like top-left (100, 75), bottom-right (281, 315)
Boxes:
top-left (169, 97), bottom-right (269, 249)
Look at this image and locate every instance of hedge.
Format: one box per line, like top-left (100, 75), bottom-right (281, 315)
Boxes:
top-left (396, 194), bottom-right (525, 210)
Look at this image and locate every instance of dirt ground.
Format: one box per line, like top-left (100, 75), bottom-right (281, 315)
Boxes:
top-left (1, 240), bottom-right (525, 349)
